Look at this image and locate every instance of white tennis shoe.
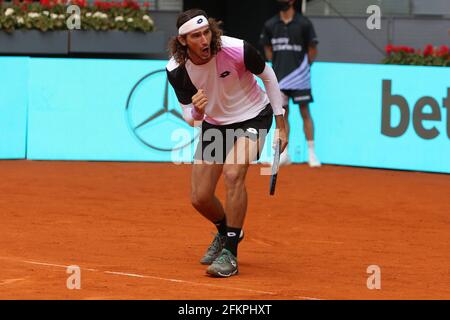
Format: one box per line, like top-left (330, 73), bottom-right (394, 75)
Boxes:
top-left (308, 153), bottom-right (321, 167)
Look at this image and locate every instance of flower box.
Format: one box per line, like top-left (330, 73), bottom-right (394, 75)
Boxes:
top-left (69, 29), bottom-right (165, 54)
top-left (0, 30), bottom-right (68, 54)
top-left (383, 44), bottom-right (450, 66)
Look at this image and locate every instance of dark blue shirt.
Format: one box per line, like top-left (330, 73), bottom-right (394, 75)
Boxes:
top-left (260, 13), bottom-right (318, 90)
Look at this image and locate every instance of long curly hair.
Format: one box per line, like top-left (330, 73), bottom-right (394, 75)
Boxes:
top-left (168, 9), bottom-right (223, 65)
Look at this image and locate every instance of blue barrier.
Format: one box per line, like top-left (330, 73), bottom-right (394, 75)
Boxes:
top-left (27, 58), bottom-right (199, 162)
top-left (15, 58), bottom-right (450, 173)
top-left (312, 63), bottom-right (449, 173)
top-left (0, 57), bottom-right (29, 159)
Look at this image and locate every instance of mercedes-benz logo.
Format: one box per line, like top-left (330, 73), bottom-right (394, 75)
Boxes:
top-left (126, 69), bottom-right (199, 152)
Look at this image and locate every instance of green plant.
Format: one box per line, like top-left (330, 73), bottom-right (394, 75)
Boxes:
top-left (383, 44), bottom-right (450, 67)
top-left (0, 0), bottom-right (154, 32)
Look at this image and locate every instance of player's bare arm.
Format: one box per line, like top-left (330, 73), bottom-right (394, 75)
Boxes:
top-left (308, 43), bottom-right (318, 64)
top-left (254, 61), bottom-right (288, 153)
top-left (264, 45), bottom-right (273, 61)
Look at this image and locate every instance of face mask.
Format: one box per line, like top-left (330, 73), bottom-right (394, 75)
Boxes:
top-left (277, 1), bottom-right (291, 12)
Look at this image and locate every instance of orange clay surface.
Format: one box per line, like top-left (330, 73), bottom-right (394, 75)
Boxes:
top-left (0, 160), bottom-right (449, 299)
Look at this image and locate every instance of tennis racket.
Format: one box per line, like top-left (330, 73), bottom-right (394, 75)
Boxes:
top-left (270, 138), bottom-right (281, 196)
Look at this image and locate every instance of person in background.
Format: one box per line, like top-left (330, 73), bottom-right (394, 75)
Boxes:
top-left (260, 0), bottom-right (321, 167)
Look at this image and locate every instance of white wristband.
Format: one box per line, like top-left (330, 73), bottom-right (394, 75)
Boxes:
top-left (191, 107), bottom-right (204, 121)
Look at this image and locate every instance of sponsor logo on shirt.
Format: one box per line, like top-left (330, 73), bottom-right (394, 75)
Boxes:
top-left (271, 37), bottom-right (302, 52)
top-left (220, 71), bottom-right (231, 78)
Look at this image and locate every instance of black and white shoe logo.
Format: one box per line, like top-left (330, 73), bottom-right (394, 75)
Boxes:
top-left (220, 71), bottom-right (231, 78)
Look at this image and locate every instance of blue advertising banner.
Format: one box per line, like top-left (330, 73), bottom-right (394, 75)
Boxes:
top-left (311, 63), bottom-right (449, 173)
top-left (27, 58), bottom-right (200, 162)
top-left (0, 57), bottom-right (29, 159)
top-left (26, 58), bottom-right (449, 173)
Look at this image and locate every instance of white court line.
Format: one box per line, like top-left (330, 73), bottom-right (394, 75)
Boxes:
top-left (0, 278), bottom-right (26, 286)
top-left (104, 271), bottom-right (276, 295)
top-left (295, 296), bottom-right (321, 300)
top-left (9, 258), bottom-right (322, 300)
top-left (23, 260), bottom-right (98, 272)
top-left (104, 271), bottom-right (148, 278)
top-left (23, 260), bottom-right (68, 268)
top-left (18, 259), bottom-right (280, 297)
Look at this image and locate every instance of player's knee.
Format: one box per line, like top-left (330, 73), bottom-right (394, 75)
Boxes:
top-left (223, 167), bottom-right (245, 188)
top-left (191, 191), bottom-right (212, 209)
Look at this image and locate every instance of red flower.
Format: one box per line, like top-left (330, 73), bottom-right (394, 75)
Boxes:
top-left (437, 45), bottom-right (449, 57)
top-left (385, 44), bottom-right (393, 55)
top-left (73, 0), bottom-right (87, 8)
top-left (395, 46), bottom-right (414, 54)
top-left (40, 0), bottom-right (53, 8)
top-left (386, 45), bottom-right (417, 55)
top-left (423, 44), bottom-right (434, 57)
top-left (121, 0), bottom-right (141, 10)
top-left (94, 1), bottom-right (114, 10)
top-left (392, 46), bottom-right (401, 53)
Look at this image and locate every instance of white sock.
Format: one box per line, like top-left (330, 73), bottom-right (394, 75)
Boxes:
top-left (307, 140), bottom-right (315, 154)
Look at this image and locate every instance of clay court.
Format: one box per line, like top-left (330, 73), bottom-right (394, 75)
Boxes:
top-left (0, 160), bottom-right (449, 300)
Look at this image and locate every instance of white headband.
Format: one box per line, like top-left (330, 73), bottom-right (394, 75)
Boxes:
top-left (178, 15), bottom-right (209, 35)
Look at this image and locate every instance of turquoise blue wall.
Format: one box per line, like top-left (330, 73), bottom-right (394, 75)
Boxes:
top-left (0, 57), bottom-right (29, 159)
top-left (312, 63), bottom-right (449, 173)
top-left (1, 57), bottom-right (448, 173)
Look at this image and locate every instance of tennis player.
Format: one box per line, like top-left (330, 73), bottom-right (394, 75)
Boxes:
top-left (167, 9), bottom-right (287, 277)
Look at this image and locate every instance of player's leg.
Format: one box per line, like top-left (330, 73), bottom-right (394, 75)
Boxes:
top-left (191, 162), bottom-right (225, 224)
top-left (192, 121), bottom-right (232, 264)
top-left (192, 162), bottom-right (234, 265)
top-left (299, 102), bottom-right (321, 167)
top-left (222, 139), bottom-right (257, 228)
top-left (222, 115), bottom-right (270, 244)
top-left (206, 105), bottom-right (272, 277)
top-left (206, 135), bottom-right (263, 277)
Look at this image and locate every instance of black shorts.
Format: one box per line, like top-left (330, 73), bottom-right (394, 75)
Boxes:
top-left (194, 104), bottom-right (273, 164)
top-left (281, 89), bottom-right (314, 105)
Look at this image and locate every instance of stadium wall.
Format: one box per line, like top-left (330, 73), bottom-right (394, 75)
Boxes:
top-left (0, 57), bottom-right (29, 159)
top-left (0, 57), bottom-right (448, 173)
